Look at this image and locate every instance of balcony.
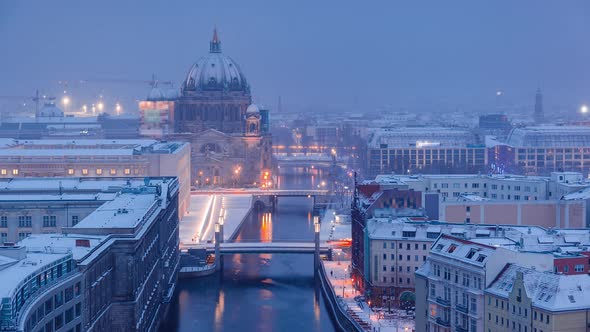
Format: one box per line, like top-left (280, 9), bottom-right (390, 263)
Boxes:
top-left (456, 326), bottom-right (468, 332)
top-left (456, 303), bottom-right (468, 314)
top-left (435, 317), bottom-right (451, 327)
top-left (436, 297), bottom-right (451, 307)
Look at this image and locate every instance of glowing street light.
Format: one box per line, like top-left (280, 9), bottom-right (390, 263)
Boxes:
top-left (581, 104), bottom-right (589, 114)
top-left (61, 96), bottom-right (70, 107)
top-left (82, 104), bottom-right (87, 113)
top-left (97, 102), bottom-right (104, 112)
top-left (115, 103), bottom-right (122, 115)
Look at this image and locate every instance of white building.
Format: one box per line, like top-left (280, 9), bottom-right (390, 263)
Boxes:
top-left (0, 139), bottom-right (190, 217)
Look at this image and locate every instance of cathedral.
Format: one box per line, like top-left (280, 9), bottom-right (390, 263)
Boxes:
top-left (139, 28), bottom-right (272, 187)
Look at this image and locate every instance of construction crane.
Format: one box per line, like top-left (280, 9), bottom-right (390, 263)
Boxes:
top-left (58, 74), bottom-right (174, 90)
top-left (0, 90), bottom-right (43, 116)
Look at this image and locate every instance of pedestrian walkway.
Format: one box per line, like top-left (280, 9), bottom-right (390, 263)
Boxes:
top-left (323, 260), bottom-right (415, 332)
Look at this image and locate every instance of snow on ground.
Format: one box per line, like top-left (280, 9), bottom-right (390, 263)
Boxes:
top-left (324, 260), bottom-right (415, 332)
top-left (180, 194), bottom-right (253, 245)
top-left (320, 208), bottom-right (351, 242)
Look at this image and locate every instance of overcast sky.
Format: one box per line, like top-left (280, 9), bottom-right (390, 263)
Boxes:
top-left (1, 0), bottom-right (589, 113)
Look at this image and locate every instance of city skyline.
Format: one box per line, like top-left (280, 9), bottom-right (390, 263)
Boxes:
top-left (1, 0), bottom-right (589, 112)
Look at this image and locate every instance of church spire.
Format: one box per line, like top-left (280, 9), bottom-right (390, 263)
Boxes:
top-left (210, 27), bottom-right (221, 53)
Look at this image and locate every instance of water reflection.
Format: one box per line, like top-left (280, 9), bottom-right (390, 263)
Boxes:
top-left (160, 167), bottom-right (335, 332)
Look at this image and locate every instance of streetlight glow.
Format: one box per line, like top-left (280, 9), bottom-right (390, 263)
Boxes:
top-left (581, 104), bottom-right (589, 114)
top-left (97, 102), bottom-right (104, 111)
top-left (62, 96), bottom-right (70, 106)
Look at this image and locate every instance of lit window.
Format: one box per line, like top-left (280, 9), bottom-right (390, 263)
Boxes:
top-left (96, 168), bottom-right (103, 175)
top-left (82, 169), bottom-right (88, 175)
top-left (12, 169), bottom-right (18, 175)
top-left (67, 169), bottom-right (75, 175)
top-left (0, 169), bottom-right (6, 175)
top-left (110, 169), bottom-right (117, 175)
top-left (124, 168), bottom-right (131, 175)
top-left (133, 169), bottom-right (139, 175)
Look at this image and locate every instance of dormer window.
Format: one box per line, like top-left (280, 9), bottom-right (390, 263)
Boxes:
top-left (466, 248), bottom-right (477, 259)
top-left (447, 244), bottom-right (457, 253)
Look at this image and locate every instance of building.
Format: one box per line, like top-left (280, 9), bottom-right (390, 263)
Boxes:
top-left (351, 182), bottom-right (425, 299)
top-left (485, 264), bottom-right (590, 332)
top-left (0, 177), bottom-right (180, 332)
top-left (361, 216), bottom-right (590, 309)
top-left (415, 234), bottom-right (554, 332)
top-left (0, 138), bottom-right (190, 217)
top-left (0, 101), bottom-right (140, 140)
top-left (489, 126), bottom-right (590, 176)
top-left (534, 88), bottom-right (544, 124)
top-left (367, 172), bottom-right (590, 227)
top-left (139, 28), bottom-right (272, 187)
top-left (366, 127), bottom-right (486, 176)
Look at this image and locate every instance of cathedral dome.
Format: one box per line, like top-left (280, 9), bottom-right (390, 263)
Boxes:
top-left (182, 28), bottom-right (249, 94)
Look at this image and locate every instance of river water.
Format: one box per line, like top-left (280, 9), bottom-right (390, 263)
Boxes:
top-left (160, 169), bottom-right (337, 332)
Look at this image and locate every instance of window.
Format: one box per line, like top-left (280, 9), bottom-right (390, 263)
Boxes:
top-left (67, 169), bottom-right (75, 175)
top-left (383, 242), bottom-right (387, 249)
top-left (12, 169), bottom-right (18, 175)
top-left (0, 169), bottom-right (6, 175)
top-left (65, 286), bottom-right (74, 302)
top-left (564, 265), bottom-right (569, 273)
top-left (45, 298), bottom-right (53, 313)
top-left (71, 216), bottom-right (79, 226)
top-left (75, 302), bottom-right (81, 317)
top-left (383, 253), bottom-right (387, 260)
top-left (96, 168), bottom-right (103, 175)
top-left (55, 292), bottom-right (64, 308)
top-left (43, 216), bottom-right (57, 227)
top-left (430, 284), bottom-right (436, 297)
top-left (65, 307), bottom-right (74, 323)
top-left (575, 264), bottom-right (584, 272)
top-left (390, 254), bottom-right (395, 260)
top-left (18, 216), bottom-right (32, 227)
top-left (110, 168), bottom-right (117, 175)
top-left (0, 233), bottom-right (6, 243)
top-left (423, 244), bottom-right (427, 250)
top-left (54, 312), bottom-right (63, 330)
top-left (0, 216), bottom-right (6, 228)
top-left (82, 169), bottom-right (88, 175)
top-left (383, 265), bottom-right (387, 271)
top-left (124, 168), bottom-right (131, 175)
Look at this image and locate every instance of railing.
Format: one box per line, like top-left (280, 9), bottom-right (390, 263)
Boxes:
top-left (435, 317), bottom-right (451, 327)
top-left (456, 303), bottom-right (468, 314)
top-left (436, 297), bottom-right (450, 307)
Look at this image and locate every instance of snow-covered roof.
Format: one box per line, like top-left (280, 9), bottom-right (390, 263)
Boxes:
top-left (367, 127), bottom-right (481, 149)
top-left (487, 264), bottom-right (590, 312)
top-left (506, 126), bottom-right (590, 148)
top-left (0, 139), bottom-right (187, 157)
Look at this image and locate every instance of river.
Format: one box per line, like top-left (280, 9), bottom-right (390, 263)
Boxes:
top-left (159, 168), bottom-right (338, 331)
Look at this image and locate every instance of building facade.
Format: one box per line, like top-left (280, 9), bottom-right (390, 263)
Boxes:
top-left (366, 127), bottom-right (487, 176)
top-left (485, 264), bottom-right (590, 332)
top-left (0, 139), bottom-right (190, 217)
top-left (0, 177), bottom-right (180, 332)
top-left (139, 29), bottom-right (272, 187)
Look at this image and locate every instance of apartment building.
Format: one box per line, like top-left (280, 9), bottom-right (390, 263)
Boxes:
top-left (485, 264), bottom-right (590, 332)
top-left (0, 177), bottom-right (180, 332)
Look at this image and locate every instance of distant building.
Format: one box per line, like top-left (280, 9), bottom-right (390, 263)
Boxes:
top-left (366, 127), bottom-right (486, 176)
top-left (139, 28), bottom-right (272, 187)
top-left (0, 139), bottom-right (190, 217)
top-left (489, 126), bottom-right (590, 175)
top-left (0, 177), bottom-right (179, 332)
top-left (368, 172), bottom-right (590, 228)
top-left (0, 101), bottom-right (140, 140)
top-left (534, 88), bottom-right (544, 124)
top-left (478, 114), bottom-right (512, 139)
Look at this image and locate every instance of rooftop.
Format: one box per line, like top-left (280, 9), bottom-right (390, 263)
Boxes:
top-left (0, 138), bottom-right (186, 156)
top-left (506, 126), bottom-right (590, 148)
top-left (487, 264), bottom-right (590, 312)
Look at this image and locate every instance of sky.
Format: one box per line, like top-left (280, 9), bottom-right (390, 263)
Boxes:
top-left (1, 0), bottom-right (589, 114)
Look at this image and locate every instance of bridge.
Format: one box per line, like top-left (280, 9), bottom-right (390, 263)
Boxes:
top-left (185, 241), bottom-right (332, 255)
top-left (191, 189), bottom-right (332, 210)
top-left (274, 153), bottom-right (348, 168)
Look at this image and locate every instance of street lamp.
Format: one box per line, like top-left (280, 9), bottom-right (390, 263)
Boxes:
top-left (581, 104), bottom-right (589, 114)
top-left (97, 101), bottom-right (104, 112)
top-left (61, 96), bottom-right (70, 112)
top-left (115, 103), bottom-right (122, 115)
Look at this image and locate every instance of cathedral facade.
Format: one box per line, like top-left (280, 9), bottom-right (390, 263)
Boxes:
top-left (140, 29), bottom-right (272, 187)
